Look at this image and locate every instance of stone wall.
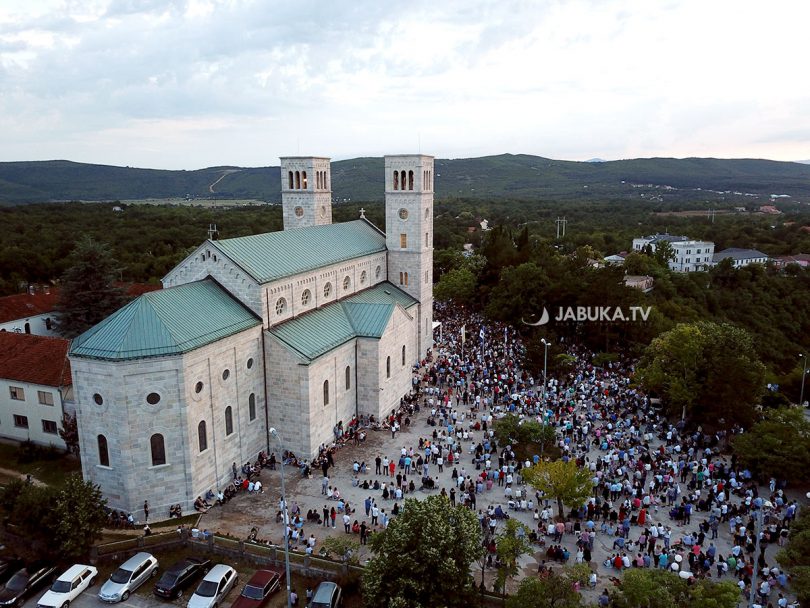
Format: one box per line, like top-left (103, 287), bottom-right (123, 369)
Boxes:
top-left (70, 325), bottom-right (265, 516)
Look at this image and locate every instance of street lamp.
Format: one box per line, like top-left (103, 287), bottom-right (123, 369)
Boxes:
top-left (799, 354), bottom-right (808, 408)
top-left (269, 428), bottom-right (292, 608)
top-left (541, 338), bottom-right (550, 399)
top-left (748, 499), bottom-right (773, 608)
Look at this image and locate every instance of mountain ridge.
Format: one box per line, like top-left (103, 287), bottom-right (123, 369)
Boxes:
top-left (0, 154), bottom-right (808, 203)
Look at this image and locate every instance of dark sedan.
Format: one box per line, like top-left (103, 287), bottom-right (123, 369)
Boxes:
top-left (153, 557), bottom-right (211, 600)
top-left (230, 570), bottom-right (281, 608)
top-left (0, 560), bottom-right (23, 587)
top-left (0, 564), bottom-right (57, 608)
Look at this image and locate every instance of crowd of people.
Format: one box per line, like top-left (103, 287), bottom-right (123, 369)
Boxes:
top-left (258, 301), bottom-right (801, 606)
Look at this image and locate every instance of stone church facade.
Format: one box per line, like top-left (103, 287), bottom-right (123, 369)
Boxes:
top-left (69, 154), bottom-right (434, 515)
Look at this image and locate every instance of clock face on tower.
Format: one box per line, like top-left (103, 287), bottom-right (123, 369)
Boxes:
top-left (398, 208), bottom-right (409, 220)
top-left (294, 206), bottom-right (304, 217)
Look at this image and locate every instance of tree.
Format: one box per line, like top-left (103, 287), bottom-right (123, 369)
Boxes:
top-left (362, 495), bottom-right (483, 608)
top-left (637, 321), bottom-right (766, 428)
top-left (50, 474), bottom-right (108, 558)
top-left (611, 569), bottom-right (739, 608)
top-left (688, 579), bottom-right (742, 608)
top-left (522, 461), bottom-right (592, 518)
top-left (59, 413), bottom-right (80, 456)
top-left (653, 241), bottom-right (676, 268)
top-left (56, 236), bottom-right (127, 338)
top-left (0, 474), bottom-right (106, 558)
top-left (506, 569), bottom-right (584, 608)
top-left (612, 569), bottom-right (689, 608)
top-left (494, 519), bottom-right (532, 595)
top-left (732, 408), bottom-right (810, 483)
top-left (777, 504), bottom-right (810, 605)
top-left (434, 267), bottom-right (477, 306)
top-left (493, 415), bottom-right (557, 458)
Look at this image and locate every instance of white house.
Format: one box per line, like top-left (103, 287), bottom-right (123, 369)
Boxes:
top-left (0, 332), bottom-right (73, 448)
top-left (712, 248), bottom-right (770, 268)
top-left (0, 289), bottom-right (60, 336)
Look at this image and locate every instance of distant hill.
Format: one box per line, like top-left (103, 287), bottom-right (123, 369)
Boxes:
top-left (0, 154), bottom-right (808, 204)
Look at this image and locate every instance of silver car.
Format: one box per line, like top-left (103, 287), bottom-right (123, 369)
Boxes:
top-left (98, 553), bottom-right (159, 603)
top-left (187, 565), bottom-right (237, 608)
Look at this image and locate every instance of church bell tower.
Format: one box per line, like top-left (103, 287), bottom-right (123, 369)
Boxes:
top-left (280, 157), bottom-right (332, 230)
top-left (385, 154), bottom-right (434, 356)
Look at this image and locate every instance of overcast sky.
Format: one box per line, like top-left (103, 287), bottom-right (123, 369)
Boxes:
top-left (1, 0), bottom-right (809, 169)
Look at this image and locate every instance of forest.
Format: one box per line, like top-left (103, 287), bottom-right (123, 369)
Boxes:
top-left (1, 197), bottom-right (808, 392)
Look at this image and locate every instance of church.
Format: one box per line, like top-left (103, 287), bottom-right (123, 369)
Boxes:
top-left (68, 154), bottom-right (435, 514)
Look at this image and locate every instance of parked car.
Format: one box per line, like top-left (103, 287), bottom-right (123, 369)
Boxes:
top-left (36, 564), bottom-right (97, 608)
top-left (309, 582), bottom-right (342, 608)
top-left (0, 563), bottom-right (58, 608)
top-left (187, 565), bottom-right (238, 608)
top-left (0, 560), bottom-right (24, 587)
top-left (98, 552), bottom-right (159, 603)
top-left (230, 570), bottom-right (280, 608)
top-left (154, 558), bottom-right (211, 600)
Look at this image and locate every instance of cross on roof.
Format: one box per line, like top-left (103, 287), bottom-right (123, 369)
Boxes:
top-left (359, 208), bottom-right (366, 218)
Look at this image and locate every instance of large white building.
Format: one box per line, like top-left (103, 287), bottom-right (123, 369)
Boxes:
top-left (632, 233), bottom-right (714, 272)
top-left (68, 154), bottom-right (434, 515)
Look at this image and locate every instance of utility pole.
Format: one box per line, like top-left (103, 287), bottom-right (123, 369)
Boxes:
top-left (555, 217), bottom-right (567, 239)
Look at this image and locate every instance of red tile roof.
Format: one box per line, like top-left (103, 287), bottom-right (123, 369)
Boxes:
top-left (0, 291), bottom-right (59, 324)
top-left (0, 332), bottom-right (72, 387)
top-left (0, 284), bottom-right (160, 324)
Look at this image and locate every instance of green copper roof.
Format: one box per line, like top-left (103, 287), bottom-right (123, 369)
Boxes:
top-left (269, 282), bottom-right (418, 362)
top-left (70, 280), bottom-right (261, 361)
top-left (214, 220), bottom-right (386, 284)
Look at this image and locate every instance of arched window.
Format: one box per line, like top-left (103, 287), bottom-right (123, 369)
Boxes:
top-left (343, 276), bottom-right (350, 290)
top-left (198, 421), bottom-right (207, 452)
top-left (360, 270), bottom-right (367, 285)
top-left (323, 380), bottom-right (329, 406)
top-left (249, 393), bottom-right (256, 421)
top-left (399, 272), bottom-right (404, 285)
top-left (386, 356), bottom-right (391, 378)
top-left (393, 171), bottom-right (399, 190)
top-left (24, 322), bottom-right (30, 334)
top-left (408, 170), bottom-right (414, 190)
top-left (276, 298), bottom-right (287, 315)
top-left (97, 434), bottom-right (109, 467)
top-left (302, 289), bottom-right (311, 306)
top-left (288, 171), bottom-right (293, 189)
top-left (324, 282), bottom-right (332, 298)
top-left (402, 345), bottom-right (406, 366)
top-left (316, 171), bottom-right (321, 189)
top-left (295, 171), bottom-right (301, 189)
top-left (302, 170), bottom-right (307, 189)
top-left (225, 406), bottom-right (233, 435)
top-left (400, 170), bottom-right (406, 190)
top-left (150, 433), bottom-right (166, 466)
top-left (375, 265), bottom-right (381, 279)
top-left (404, 272), bottom-right (409, 286)
top-left (345, 365), bottom-right (351, 390)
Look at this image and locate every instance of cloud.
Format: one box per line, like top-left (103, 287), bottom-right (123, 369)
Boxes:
top-left (0, 0), bottom-right (809, 168)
